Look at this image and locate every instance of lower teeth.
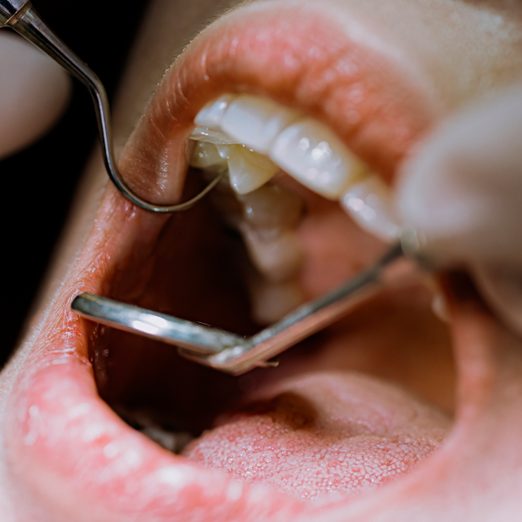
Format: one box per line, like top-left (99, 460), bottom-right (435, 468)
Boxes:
top-left (247, 272), bottom-right (305, 324)
top-left (207, 178), bottom-right (306, 323)
top-left (121, 409), bottom-right (194, 453)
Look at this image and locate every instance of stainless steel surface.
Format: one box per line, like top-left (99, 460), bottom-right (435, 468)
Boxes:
top-left (0, 0), bottom-right (28, 26)
top-left (71, 293), bottom-right (244, 355)
top-left (72, 243), bottom-right (411, 375)
top-left (1, 1), bottom-right (219, 213)
top-left (181, 242), bottom-right (406, 374)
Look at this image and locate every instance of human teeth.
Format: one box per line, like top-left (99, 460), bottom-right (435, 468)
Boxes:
top-left (190, 126), bottom-right (236, 145)
top-left (221, 145), bottom-right (280, 195)
top-left (270, 118), bottom-right (366, 199)
top-left (247, 274), bottom-right (305, 324)
top-left (189, 141), bottom-right (227, 170)
top-left (194, 94), bottom-right (235, 128)
top-left (220, 94), bottom-right (299, 154)
top-left (240, 225), bottom-right (303, 282)
top-left (239, 183), bottom-right (304, 231)
top-left (341, 175), bottom-right (401, 241)
top-left (193, 94), bottom-right (402, 244)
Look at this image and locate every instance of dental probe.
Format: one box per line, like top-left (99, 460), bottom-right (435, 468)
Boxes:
top-left (72, 236), bottom-right (428, 376)
top-left (0, 0), bottom-right (219, 213)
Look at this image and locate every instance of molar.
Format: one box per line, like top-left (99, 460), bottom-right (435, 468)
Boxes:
top-left (239, 183), bottom-right (304, 231)
top-left (190, 142), bottom-right (227, 171)
top-left (247, 273), bottom-right (305, 324)
top-left (240, 224), bottom-right (304, 283)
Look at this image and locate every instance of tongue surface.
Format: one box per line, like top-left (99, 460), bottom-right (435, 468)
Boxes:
top-left (183, 372), bottom-right (450, 503)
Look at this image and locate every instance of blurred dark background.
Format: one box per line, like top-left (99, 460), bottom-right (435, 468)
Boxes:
top-left (1, 0), bottom-right (149, 364)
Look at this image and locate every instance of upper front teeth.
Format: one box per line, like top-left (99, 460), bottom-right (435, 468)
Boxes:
top-left (219, 95), bottom-right (299, 154)
top-left (220, 145), bottom-right (280, 194)
top-left (341, 176), bottom-right (401, 240)
top-left (270, 118), bottom-right (365, 199)
top-left (189, 94), bottom-right (401, 241)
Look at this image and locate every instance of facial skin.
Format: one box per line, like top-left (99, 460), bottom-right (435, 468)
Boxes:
top-left (0, 0), bottom-right (522, 520)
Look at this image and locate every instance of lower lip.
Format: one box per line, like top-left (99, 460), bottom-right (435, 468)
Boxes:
top-left (6, 340), bottom-right (448, 520)
top-left (3, 4), bottom-right (444, 520)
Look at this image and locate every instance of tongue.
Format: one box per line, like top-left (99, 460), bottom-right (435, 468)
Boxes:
top-left (182, 371), bottom-right (450, 503)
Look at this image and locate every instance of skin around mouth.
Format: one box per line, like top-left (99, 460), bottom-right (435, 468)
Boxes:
top-left (1, 0), bottom-right (522, 520)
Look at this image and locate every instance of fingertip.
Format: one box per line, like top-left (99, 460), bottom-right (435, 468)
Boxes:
top-left (0, 32), bottom-right (71, 158)
top-left (397, 86), bottom-right (522, 267)
top-left (474, 264), bottom-right (522, 340)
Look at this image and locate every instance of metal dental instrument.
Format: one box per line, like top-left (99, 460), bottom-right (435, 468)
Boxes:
top-left (0, 0), bottom-right (219, 213)
top-left (72, 239), bottom-right (424, 376)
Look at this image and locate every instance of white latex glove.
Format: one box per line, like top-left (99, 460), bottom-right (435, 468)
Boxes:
top-left (398, 84), bottom-right (522, 335)
top-left (0, 31), bottom-right (69, 158)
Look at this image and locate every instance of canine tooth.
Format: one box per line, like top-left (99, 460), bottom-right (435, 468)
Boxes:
top-left (240, 225), bottom-right (303, 282)
top-left (220, 94), bottom-right (299, 154)
top-left (190, 126), bottom-right (236, 145)
top-left (226, 145), bottom-right (280, 195)
top-left (270, 118), bottom-right (365, 199)
top-left (194, 94), bottom-right (236, 128)
top-left (189, 141), bottom-right (227, 170)
top-left (341, 175), bottom-right (401, 241)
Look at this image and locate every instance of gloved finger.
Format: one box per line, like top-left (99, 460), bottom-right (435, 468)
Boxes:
top-left (0, 31), bottom-right (70, 158)
top-left (396, 84), bottom-right (522, 335)
top-left (474, 264), bottom-right (522, 336)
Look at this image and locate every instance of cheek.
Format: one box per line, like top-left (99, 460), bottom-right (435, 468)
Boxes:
top-left (0, 33), bottom-right (70, 158)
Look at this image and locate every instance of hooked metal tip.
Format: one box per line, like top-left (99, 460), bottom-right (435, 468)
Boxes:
top-left (0, 0), bottom-right (218, 214)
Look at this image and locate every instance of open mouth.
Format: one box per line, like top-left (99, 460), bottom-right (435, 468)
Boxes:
top-left (92, 87), bottom-right (454, 501)
top-left (8, 4), bottom-right (520, 521)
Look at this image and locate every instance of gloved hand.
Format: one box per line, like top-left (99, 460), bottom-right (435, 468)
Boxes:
top-left (0, 31), bottom-right (69, 158)
top-left (397, 84), bottom-right (522, 335)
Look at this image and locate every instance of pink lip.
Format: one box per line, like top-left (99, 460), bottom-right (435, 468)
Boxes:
top-left (121, 3), bottom-right (441, 202)
top-left (4, 4), bottom-right (513, 521)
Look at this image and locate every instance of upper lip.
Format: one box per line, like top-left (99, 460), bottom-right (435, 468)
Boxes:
top-left (2, 4), bottom-right (459, 521)
top-left (122, 2), bottom-right (439, 197)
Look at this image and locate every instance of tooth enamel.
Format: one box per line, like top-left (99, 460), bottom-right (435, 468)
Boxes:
top-left (220, 94), bottom-right (299, 154)
top-left (270, 118), bottom-right (366, 199)
top-left (239, 183), bottom-right (304, 231)
top-left (248, 276), bottom-right (305, 324)
top-left (193, 94), bottom-right (400, 244)
top-left (225, 145), bottom-right (280, 195)
top-left (189, 141), bottom-right (227, 170)
top-left (190, 126), bottom-right (236, 145)
top-left (194, 94), bottom-right (236, 128)
top-left (340, 175), bottom-right (401, 241)
top-left (240, 225), bottom-right (303, 282)
top-left (141, 426), bottom-right (194, 453)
